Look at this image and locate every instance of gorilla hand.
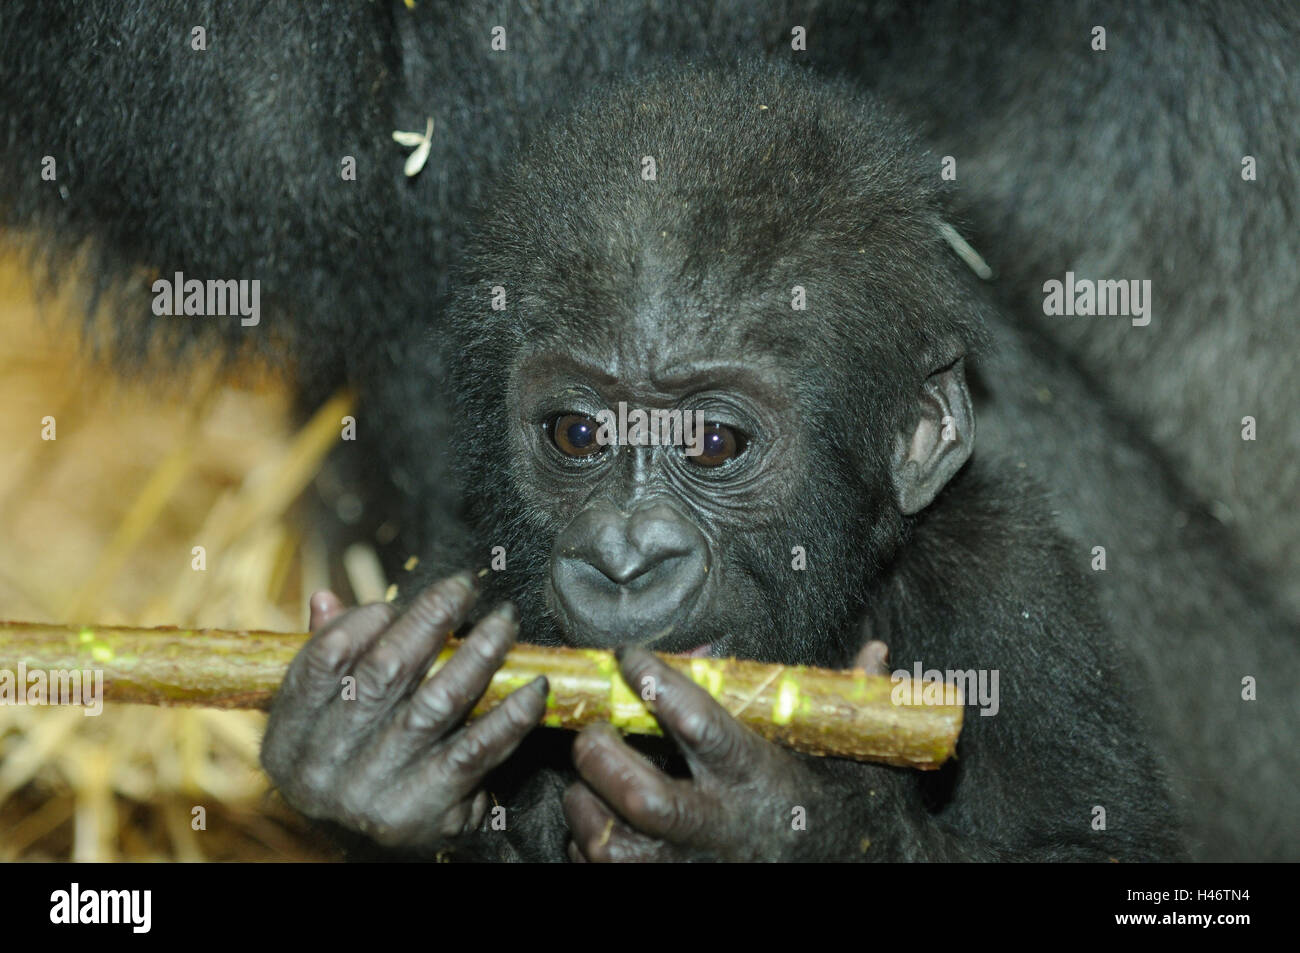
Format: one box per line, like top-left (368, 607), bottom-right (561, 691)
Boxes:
top-left (260, 573), bottom-right (548, 853)
top-left (563, 645), bottom-right (870, 862)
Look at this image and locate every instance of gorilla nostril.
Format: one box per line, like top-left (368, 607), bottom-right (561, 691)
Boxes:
top-left (597, 550), bottom-right (687, 587)
top-left (600, 558), bottom-right (646, 586)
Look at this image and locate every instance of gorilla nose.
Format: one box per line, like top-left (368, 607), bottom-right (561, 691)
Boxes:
top-left (587, 514), bottom-right (690, 587)
top-left (594, 549), bottom-right (685, 587)
top-left (551, 501), bottom-right (710, 646)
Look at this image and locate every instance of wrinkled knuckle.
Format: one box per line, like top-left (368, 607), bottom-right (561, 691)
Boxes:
top-left (681, 710), bottom-right (718, 748)
top-left (467, 626), bottom-right (507, 662)
top-left (623, 787), bottom-right (654, 821)
top-left (711, 729), bottom-right (744, 766)
top-left (328, 604), bottom-right (394, 651)
top-left (308, 626), bottom-right (355, 674)
top-left (338, 785), bottom-right (375, 825)
top-left (302, 763), bottom-right (339, 797)
top-left (446, 735), bottom-right (488, 773)
top-left (356, 646), bottom-right (405, 702)
top-left (360, 601), bottom-right (399, 629)
top-left (408, 582), bottom-right (470, 631)
top-left (637, 789), bottom-right (680, 830)
top-left (405, 687), bottom-right (459, 730)
top-left (282, 763), bottom-right (341, 814)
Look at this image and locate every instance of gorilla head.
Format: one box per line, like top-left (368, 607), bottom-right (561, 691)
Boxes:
top-left (444, 63), bottom-right (987, 667)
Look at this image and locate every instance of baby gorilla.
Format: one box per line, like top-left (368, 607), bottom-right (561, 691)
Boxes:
top-left (262, 63), bottom-right (1181, 862)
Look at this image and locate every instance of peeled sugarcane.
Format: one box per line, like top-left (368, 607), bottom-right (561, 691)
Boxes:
top-left (0, 620), bottom-right (963, 768)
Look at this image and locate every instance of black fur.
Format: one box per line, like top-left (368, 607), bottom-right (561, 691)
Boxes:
top-left (0, 0), bottom-right (847, 391)
top-left (851, 0), bottom-right (1300, 614)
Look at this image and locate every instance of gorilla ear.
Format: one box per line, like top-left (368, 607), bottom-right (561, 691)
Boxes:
top-left (891, 359), bottom-right (975, 515)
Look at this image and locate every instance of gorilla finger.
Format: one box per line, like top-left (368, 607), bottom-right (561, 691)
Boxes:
top-left (615, 644), bottom-right (754, 782)
top-left (853, 639), bottom-right (891, 677)
top-left (563, 781), bottom-right (663, 862)
top-left (401, 602), bottom-right (519, 733)
top-left (267, 600), bottom-right (396, 750)
top-left (350, 573), bottom-right (477, 712)
top-left (308, 589), bottom-right (347, 632)
top-left (572, 722), bottom-right (706, 843)
top-left (274, 600), bottom-right (422, 772)
top-left (563, 782), bottom-right (615, 858)
top-left (426, 676), bottom-right (549, 797)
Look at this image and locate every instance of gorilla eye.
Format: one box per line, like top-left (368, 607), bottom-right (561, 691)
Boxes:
top-left (547, 413), bottom-right (606, 458)
top-left (689, 423), bottom-right (748, 467)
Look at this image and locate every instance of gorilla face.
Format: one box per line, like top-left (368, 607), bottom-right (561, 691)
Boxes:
top-left (513, 337), bottom-right (804, 654)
